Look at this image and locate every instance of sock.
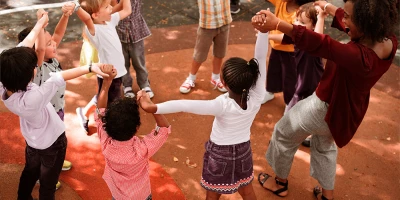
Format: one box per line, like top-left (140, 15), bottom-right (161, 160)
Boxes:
top-left (211, 73), bottom-right (220, 80)
top-left (188, 73), bottom-right (196, 81)
top-left (124, 86), bottom-right (133, 93)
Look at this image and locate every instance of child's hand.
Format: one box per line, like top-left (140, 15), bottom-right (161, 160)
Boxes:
top-left (91, 63), bottom-right (110, 78)
top-left (38, 13), bottom-right (49, 28)
top-left (36, 9), bottom-right (47, 19)
top-left (62, 1), bottom-right (75, 16)
top-left (315, 6), bottom-right (328, 19)
top-left (253, 8), bottom-right (277, 33)
top-left (100, 64), bottom-right (117, 81)
top-left (313, 1), bottom-right (328, 10)
top-left (137, 90), bottom-right (157, 113)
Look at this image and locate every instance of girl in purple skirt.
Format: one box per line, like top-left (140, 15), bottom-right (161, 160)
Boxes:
top-left (137, 32), bottom-right (270, 200)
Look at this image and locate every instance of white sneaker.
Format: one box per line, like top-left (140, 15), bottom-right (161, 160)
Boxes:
top-left (179, 79), bottom-right (195, 94)
top-left (142, 87), bottom-right (154, 99)
top-left (261, 92), bottom-right (274, 104)
top-left (211, 78), bottom-right (227, 92)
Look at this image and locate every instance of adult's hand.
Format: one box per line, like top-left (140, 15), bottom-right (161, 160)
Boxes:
top-left (252, 9), bottom-right (280, 33)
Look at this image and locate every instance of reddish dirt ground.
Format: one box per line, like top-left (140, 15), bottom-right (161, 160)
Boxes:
top-left (1, 22), bottom-right (399, 199)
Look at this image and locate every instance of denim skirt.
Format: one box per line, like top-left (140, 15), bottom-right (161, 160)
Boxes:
top-left (200, 140), bottom-right (254, 194)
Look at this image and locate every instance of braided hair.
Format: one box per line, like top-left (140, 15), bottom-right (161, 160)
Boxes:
top-left (221, 57), bottom-right (260, 108)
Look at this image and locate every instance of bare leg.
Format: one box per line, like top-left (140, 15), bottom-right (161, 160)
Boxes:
top-left (212, 56), bottom-right (223, 74)
top-left (238, 184), bottom-right (257, 200)
top-left (190, 59), bottom-right (203, 75)
top-left (205, 191), bottom-right (221, 200)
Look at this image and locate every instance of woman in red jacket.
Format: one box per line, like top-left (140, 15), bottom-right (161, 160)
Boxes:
top-left (252, 0), bottom-right (398, 199)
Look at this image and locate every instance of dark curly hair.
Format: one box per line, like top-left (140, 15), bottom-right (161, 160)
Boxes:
top-left (0, 47), bottom-right (37, 92)
top-left (101, 98), bottom-right (141, 141)
top-left (222, 57), bottom-right (260, 108)
top-left (344, 0), bottom-right (398, 43)
top-left (294, 0), bottom-right (315, 6)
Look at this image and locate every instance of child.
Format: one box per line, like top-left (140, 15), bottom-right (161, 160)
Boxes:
top-left (17, 6), bottom-right (76, 189)
top-left (111, 0), bottom-right (154, 99)
top-left (268, 3), bottom-right (327, 147)
top-left (139, 32), bottom-right (269, 199)
top-left (65, 0), bottom-right (132, 133)
top-left (179, 0), bottom-right (232, 94)
top-left (79, 31), bottom-right (99, 78)
top-left (262, 0), bottom-right (314, 104)
top-left (95, 65), bottom-right (170, 199)
top-left (0, 13), bottom-right (109, 198)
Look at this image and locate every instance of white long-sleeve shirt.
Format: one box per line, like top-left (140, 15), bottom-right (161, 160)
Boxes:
top-left (0, 73), bottom-right (66, 149)
top-left (156, 32), bottom-right (269, 145)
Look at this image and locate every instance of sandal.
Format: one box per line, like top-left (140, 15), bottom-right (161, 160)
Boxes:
top-left (258, 172), bottom-right (288, 197)
top-left (313, 186), bottom-right (332, 200)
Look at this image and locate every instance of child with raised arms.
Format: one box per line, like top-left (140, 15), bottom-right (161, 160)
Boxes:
top-left (138, 31), bottom-right (270, 200)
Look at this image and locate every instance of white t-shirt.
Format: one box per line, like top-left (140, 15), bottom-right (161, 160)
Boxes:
top-left (85, 13), bottom-right (127, 78)
top-left (0, 73), bottom-right (66, 149)
top-left (155, 32), bottom-right (269, 145)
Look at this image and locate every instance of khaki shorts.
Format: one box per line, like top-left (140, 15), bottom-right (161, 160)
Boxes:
top-left (193, 24), bottom-right (230, 63)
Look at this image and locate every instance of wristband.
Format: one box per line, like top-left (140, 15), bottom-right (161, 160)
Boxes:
top-left (323, 3), bottom-right (331, 12)
top-left (88, 61), bottom-right (92, 73)
top-left (74, 1), bottom-right (81, 13)
top-left (275, 19), bottom-right (281, 31)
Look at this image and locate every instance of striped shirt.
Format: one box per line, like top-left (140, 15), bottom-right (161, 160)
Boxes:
top-left (116, 0), bottom-right (151, 43)
top-left (198, 0), bottom-right (232, 29)
top-left (95, 108), bottom-right (172, 199)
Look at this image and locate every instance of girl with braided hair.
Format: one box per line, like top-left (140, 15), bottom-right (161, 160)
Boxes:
top-left (252, 0), bottom-right (398, 199)
top-left (137, 32), bottom-right (269, 199)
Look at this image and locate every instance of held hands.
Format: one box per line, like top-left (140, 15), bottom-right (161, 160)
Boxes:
top-left (37, 11), bottom-right (49, 28)
top-left (313, 1), bottom-right (328, 10)
top-left (315, 6), bottom-right (328, 19)
top-left (100, 64), bottom-right (117, 81)
top-left (252, 8), bottom-right (279, 33)
top-left (137, 90), bottom-right (157, 113)
top-left (90, 63), bottom-right (110, 78)
top-left (62, 1), bottom-right (75, 16)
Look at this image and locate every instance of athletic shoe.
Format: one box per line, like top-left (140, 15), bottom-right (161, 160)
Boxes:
top-left (261, 92), bottom-right (275, 104)
top-left (211, 78), bottom-right (227, 92)
top-left (124, 90), bottom-right (135, 98)
top-left (56, 181), bottom-right (61, 190)
top-left (62, 160), bottom-right (72, 171)
top-left (76, 107), bottom-right (89, 133)
top-left (142, 87), bottom-right (154, 99)
top-left (179, 79), bottom-right (195, 94)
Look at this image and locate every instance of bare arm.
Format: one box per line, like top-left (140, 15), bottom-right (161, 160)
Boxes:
top-left (19, 14), bottom-right (48, 48)
top-left (118, 0), bottom-right (132, 20)
top-left (97, 65), bottom-right (117, 108)
top-left (313, 1), bottom-right (338, 17)
top-left (35, 28), bottom-right (46, 66)
top-left (52, 8), bottom-right (71, 47)
top-left (64, 1), bottom-right (95, 35)
top-left (60, 63), bottom-right (109, 81)
top-left (314, 6), bottom-right (327, 34)
top-left (111, 0), bottom-right (122, 13)
top-left (152, 114), bottom-right (170, 128)
top-left (269, 33), bottom-right (284, 43)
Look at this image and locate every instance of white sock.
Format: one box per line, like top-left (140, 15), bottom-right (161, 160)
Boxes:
top-left (211, 73), bottom-right (220, 80)
top-left (124, 86), bottom-right (133, 93)
top-left (188, 73), bottom-right (196, 81)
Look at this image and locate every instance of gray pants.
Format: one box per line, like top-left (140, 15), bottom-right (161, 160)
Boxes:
top-left (121, 40), bottom-right (150, 89)
top-left (266, 93), bottom-right (337, 190)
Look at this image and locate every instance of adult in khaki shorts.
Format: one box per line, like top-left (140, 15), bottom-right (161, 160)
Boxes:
top-left (179, 0), bottom-right (232, 94)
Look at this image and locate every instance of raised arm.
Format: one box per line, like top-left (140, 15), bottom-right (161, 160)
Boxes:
top-left (52, 5), bottom-right (71, 47)
top-left (18, 13), bottom-right (48, 48)
top-left (117, 0), bottom-right (132, 20)
top-left (97, 65), bottom-right (117, 108)
top-left (314, 1), bottom-right (338, 17)
top-left (314, 6), bottom-right (327, 34)
top-left (252, 29), bottom-right (269, 96)
top-left (110, 0), bottom-right (121, 13)
top-left (64, 1), bottom-right (95, 35)
top-left (60, 63), bottom-right (109, 81)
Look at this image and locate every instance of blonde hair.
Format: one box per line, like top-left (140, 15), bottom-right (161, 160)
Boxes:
top-left (79, 0), bottom-right (104, 16)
